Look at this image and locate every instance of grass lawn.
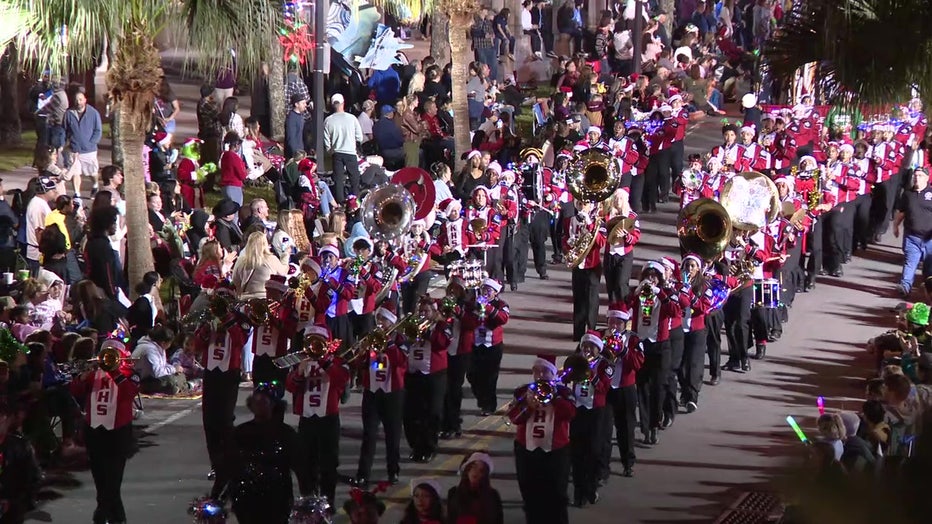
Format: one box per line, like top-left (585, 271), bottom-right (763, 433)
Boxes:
top-left (203, 184), bottom-right (276, 211)
top-left (0, 130), bottom-right (38, 173)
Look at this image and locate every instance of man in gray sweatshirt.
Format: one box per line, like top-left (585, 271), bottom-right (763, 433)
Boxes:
top-left (64, 87), bottom-right (103, 197)
top-left (323, 93), bottom-right (363, 203)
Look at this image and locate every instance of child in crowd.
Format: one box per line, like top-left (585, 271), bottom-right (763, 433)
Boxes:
top-left (10, 306), bottom-right (36, 342)
top-left (170, 333), bottom-right (204, 392)
top-left (816, 413), bottom-right (846, 461)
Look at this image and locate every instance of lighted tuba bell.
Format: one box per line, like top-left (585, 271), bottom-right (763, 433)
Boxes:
top-left (719, 171), bottom-right (781, 231)
top-left (680, 168), bottom-right (703, 190)
top-left (677, 198), bottom-right (733, 261)
top-left (361, 183), bottom-right (416, 243)
top-left (566, 148), bottom-right (622, 203)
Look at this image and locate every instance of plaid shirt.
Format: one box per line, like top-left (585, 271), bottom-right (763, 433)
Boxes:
top-left (196, 97), bottom-right (223, 139)
top-left (472, 18), bottom-right (495, 50)
top-left (285, 74), bottom-right (312, 119)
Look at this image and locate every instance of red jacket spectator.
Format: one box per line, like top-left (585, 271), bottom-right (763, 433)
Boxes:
top-left (219, 150), bottom-right (247, 188)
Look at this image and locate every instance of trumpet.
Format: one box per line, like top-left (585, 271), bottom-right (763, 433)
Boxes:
top-left (504, 354), bottom-right (592, 425)
top-left (273, 333), bottom-right (344, 369)
top-left (64, 346), bottom-right (137, 375)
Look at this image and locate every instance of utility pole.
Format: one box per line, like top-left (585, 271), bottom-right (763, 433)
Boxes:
top-left (313, 0), bottom-right (328, 163)
top-left (631, 0), bottom-right (644, 75)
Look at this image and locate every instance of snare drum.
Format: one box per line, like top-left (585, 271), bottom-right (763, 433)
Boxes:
top-left (752, 278), bottom-right (781, 308)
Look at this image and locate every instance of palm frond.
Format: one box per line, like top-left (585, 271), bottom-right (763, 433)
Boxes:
top-left (372, 0), bottom-right (436, 22)
top-left (0, 4), bottom-right (36, 51)
top-left (180, 0), bottom-right (284, 80)
top-left (764, 0), bottom-right (932, 105)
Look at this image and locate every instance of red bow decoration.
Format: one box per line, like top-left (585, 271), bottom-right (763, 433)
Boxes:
top-left (279, 23), bottom-right (314, 64)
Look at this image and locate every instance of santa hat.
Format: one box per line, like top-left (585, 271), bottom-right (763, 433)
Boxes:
top-left (762, 113), bottom-right (775, 121)
top-left (660, 256), bottom-right (679, 275)
top-left (487, 161), bottom-right (502, 176)
top-left (298, 158), bottom-right (317, 173)
top-left (183, 138), bottom-right (203, 147)
top-left (773, 176), bottom-right (790, 186)
top-left (305, 324), bottom-right (331, 339)
top-left (466, 150), bottom-right (482, 161)
top-left (460, 452), bottom-right (495, 474)
top-left (376, 305), bottom-right (397, 324)
top-left (265, 274), bottom-right (289, 299)
top-left (153, 131), bottom-right (170, 146)
top-left (740, 124), bottom-right (756, 134)
top-left (472, 186), bottom-right (490, 199)
top-left (607, 308), bottom-right (631, 321)
top-left (643, 260), bottom-right (665, 276)
top-left (659, 104), bottom-right (673, 113)
top-left (580, 330), bottom-right (604, 351)
top-left (411, 219), bottom-right (426, 229)
top-left (100, 339), bottom-right (127, 353)
top-left (346, 195), bottom-right (360, 213)
top-left (319, 245), bottom-right (340, 259)
top-left (301, 257), bottom-right (321, 276)
top-left (410, 478), bottom-right (443, 498)
top-left (587, 126), bottom-right (602, 135)
top-left (439, 198), bottom-right (462, 215)
top-left (839, 143), bottom-right (855, 154)
top-left (798, 155), bottom-right (817, 167)
top-left (668, 94), bottom-right (683, 105)
top-left (682, 253), bottom-right (702, 269)
top-left (482, 278), bottom-right (502, 293)
top-left (532, 357), bottom-right (558, 375)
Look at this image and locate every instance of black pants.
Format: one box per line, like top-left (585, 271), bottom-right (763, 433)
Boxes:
top-left (837, 202), bottom-right (856, 258)
top-left (805, 219), bottom-right (823, 280)
top-left (603, 251), bottom-right (633, 304)
top-left (469, 344), bottom-right (503, 412)
top-left (870, 173), bottom-right (901, 238)
top-left (357, 389), bottom-right (404, 479)
top-left (851, 193), bottom-right (872, 251)
top-left (551, 203), bottom-right (574, 258)
top-left (663, 327), bottom-right (685, 421)
top-left (571, 267), bottom-right (600, 341)
top-left (570, 406), bottom-right (602, 498)
top-left (706, 309), bottom-right (723, 380)
top-left (325, 314), bottom-right (355, 354)
top-left (524, 30), bottom-right (542, 54)
top-left (252, 354), bottom-right (287, 385)
top-left (502, 230), bottom-right (518, 285)
top-left (350, 311), bottom-right (376, 341)
top-left (298, 415), bottom-right (340, 505)
top-left (401, 270), bottom-right (433, 315)
top-left (784, 240), bottom-right (804, 305)
top-left (681, 328), bottom-right (707, 404)
top-left (485, 244), bottom-right (505, 282)
top-left (331, 151), bottom-right (361, 203)
top-left (403, 371), bottom-right (447, 455)
top-left (637, 340), bottom-right (671, 432)
top-left (86, 423), bottom-right (132, 524)
top-left (629, 174), bottom-right (645, 213)
top-left (822, 208), bottom-right (844, 272)
top-left (596, 403), bottom-right (614, 479)
top-left (645, 149), bottom-right (672, 209)
top-left (443, 353), bottom-right (469, 433)
top-left (669, 141), bottom-right (685, 195)
top-left (202, 368), bottom-right (240, 469)
top-left (518, 212), bottom-right (551, 280)
top-left (514, 444), bottom-right (570, 524)
top-left (724, 286), bottom-right (753, 363)
top-left (607, 385), bottom-right (637, 468)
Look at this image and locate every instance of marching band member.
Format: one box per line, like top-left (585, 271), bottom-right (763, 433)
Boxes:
top-left (736, 124), bottom-right (766, 172)
top-left (69, 339), bottom-right (139, 524)
top-left (774, 177), bottom-right (807, 308)
top-left (403, 299), bottom-right (452, 464)
top-left (564, 199), bottom-right (607, 341)
top-left (515, 152), bottom-right (553, 281)
top-left (722, 232), bottom-right (766, 371)
top-left (464, 186), bottom-right (503, 277)
top-left (679, 254), bottom-right (713, 413)
top-left (822, 145), bottom-right (859, 277)
top-left (569, 331), bottom-right (611, 508)
top-left (700, 157), bottom-right (728, 200)
top-left (795, 155), bottom-right (830, 290)
top-left (602, 308), bottom-right (643, 478)
top-left (285, 324), bottom-right (351, 506)
top-left (355, 306), bottom-right (408, 488)
top-left (703, 260), bottom-right (732, 385)
top-left (435, 198), bottom-right (467, 267)
top-left (196, 284), bottom-right (251, 476)
top-left (441, 277), bottom-right (471, 440)
top-left (314, 244), bottom-right (358, 351)
top-left (642, 110), bottom-right (671, 213)
top-left (625, 124), bottom-right (651, 214)
top-left (624, 262), bottom-right (680, 445)
top-left (675, 154), bottom-right (705, 207)
top-left (399, 219), bottom-right (434, 315)
top-left (348, 236), bottom-right (385, 340)
top-left (708, 123), bottom-right (742, 173)
top-left (573, 126), bottom-right (609, 153)
top-left (251, 275), bottom-right (296, 385)
top-left (603, 188), bottom-right (641, 303)
top-left (547, 152), bottom-right (575, 263)
top-left (491, 171), bottom-right (521, 290)
top-left (511, 358), bottom-right (575, 524)
top-left (843, 143), bottom-right (873, 254)
top-left (773, 114), bottom-right (799, 170)
top-left (211, 381), bottom-right (310, 524)
top-left (608, 120), bottom-right (641, 189)
top-left (463, 279), bottom-right (510, 416)
top-left (869, 124), bottom-right (903, 241)
top-left (658, 257), bottom-right (691, 428)
top-left (667, 95), bottom-right (690, 196)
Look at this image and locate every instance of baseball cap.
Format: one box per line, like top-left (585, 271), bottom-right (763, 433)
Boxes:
top-left (290, 93), bottom-right (307, 106)
top-left (380, 105), bottom-right (395, 117)
top-left (36, 173), bottom-right (57, 193)
top-left (331, 93), bottom-right (345, 105)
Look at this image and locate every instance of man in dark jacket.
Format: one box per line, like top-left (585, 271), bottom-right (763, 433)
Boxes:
top-left (285, 94), bottom-right (308, 160)
top-left (372, 105), bottom-right (405, 168)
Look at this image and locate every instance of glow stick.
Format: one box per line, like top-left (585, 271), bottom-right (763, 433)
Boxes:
top-left (817, 396), bottom-right (825, 415)
top-left (786, 416), bottom-right (808, 443)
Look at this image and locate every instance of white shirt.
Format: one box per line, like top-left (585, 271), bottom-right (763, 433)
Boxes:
top-left (26, 196), bottom-right (51, 261)
top-left (357, 112), bottom-right (374, 139)
top-left (521, 8), bottom-right (534, 31)
top-left (132, 337), bottom-right (176, 379)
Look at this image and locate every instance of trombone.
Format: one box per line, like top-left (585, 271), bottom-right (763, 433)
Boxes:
top-left (503, 354), bottom-right (591, 425)
top-left (65, 346), bottom-right (137, 375)
top-left (273, 333), bottom-right (343, 369)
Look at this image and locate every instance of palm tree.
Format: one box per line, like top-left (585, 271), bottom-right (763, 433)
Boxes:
top-left (764, 0), bottom-right (932, 105)
top-left (9, 0), bottom-right (283, 293)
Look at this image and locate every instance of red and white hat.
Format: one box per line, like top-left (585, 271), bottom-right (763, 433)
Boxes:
top-left (376, 305), bottom-right (397, 324)
top-left (482, 278), bottom-right (502, 293)
top-left (153, 131), bottom-right (170, 145)
top-left (265, 274), bottom-right (289, 299)
top-left (301, 257), bottom-right (321, 276)
top-left (581, 330), bottom-right (604, 350)
top-left (607, 308), bottom-right (631, 321)
top-left (305, 324), bottom-right (331, 339)
top-left (319, 245), bottom-right (340, 259)
top-left (660, 256), bottom-right (679, 275)
top-left (460, 451), bottom-right (495, 474)
top-left (532, 357), bottom-right (558, 375)
top-left (682, 252), bottom-right (702, 269)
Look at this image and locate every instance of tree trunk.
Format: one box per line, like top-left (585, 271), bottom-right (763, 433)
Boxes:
top-left (449, 14), bottom-right (473, 172)
top-left (430, 12), bottom-right (451, 66)
top-left (119, 98), bottom-right (155, 295)
top-left (106, 38), bottom-right (123, 167)
top-left (269, 53), bottom-right (285, 141)
top-left (0, 44), bottom-right (21, 146)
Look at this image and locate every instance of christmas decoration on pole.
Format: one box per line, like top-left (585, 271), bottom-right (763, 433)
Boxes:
top-left (280, 1), bottom-right (314, 64)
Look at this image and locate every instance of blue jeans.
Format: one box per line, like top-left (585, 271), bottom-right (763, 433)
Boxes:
top-left (221, 185), bottom-right (243, 206)
top-left (317, 180), bottom-right (335, 216)
top-left (476, 47), bottom-right (497, 81)
top-left (709, 89), bottom-right (724, 110)
top-left (901, 234), bottom-right (932, 292)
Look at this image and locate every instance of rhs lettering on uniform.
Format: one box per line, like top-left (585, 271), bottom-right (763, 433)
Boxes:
top-left (525, 404), bottom-right (555, 451)
top-left (302, 362), bottom-right (331, 417)
top-left (90, 369), bottom-right (118, 430)
top-left (408, 341), bottom-right (431, 374)
top-left (369, 358), bottom-right (391, 393)
top-left (206, 332), bottom-right (233, 372)
top-left (253, 325), bottom-right (279, 357)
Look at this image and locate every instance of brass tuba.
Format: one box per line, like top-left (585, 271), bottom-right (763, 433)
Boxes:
top-left (677, 198), bottom-right (733, 260)
top-left (565, 212), bottom-right (602, 268)
top-left (567, 148), bottom-right (622, 203)
top-left (361, 183), bottom-right (416, 243)
top-left (719, 171), bottom-right (781, 231)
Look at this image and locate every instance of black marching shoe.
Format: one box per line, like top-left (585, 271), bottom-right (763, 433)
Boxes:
top-left (510, 282), bottom-right (518, 292)
top-left (353, 476), bottom-right (369, 489)
top-left (573, 491), bottom-right (588, 508)
top-left (754, 344), bottom-right (766, 360)
top-left (741, 359), bottom-right (751, 372)
top-left (388, 472), bottom-right (400, 484)
top-left (661, 412), bottom-right (674, 429)
top-left (622, 466), bottom-right (634, 477)
top-left (539, 273), bottom-right (550, 280)
top-left (686, 401), bottom-right (698, 413)
top-left (709, 376), bottom-right (721, 385)
top-left (588, 491), bottom-right (600, 505)
top-left (439, 431), bottom-right (454, 440)
top-left (648, 428), bottom-right (659, 445)
top-left (723, 360), bottom-right (743, 373)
